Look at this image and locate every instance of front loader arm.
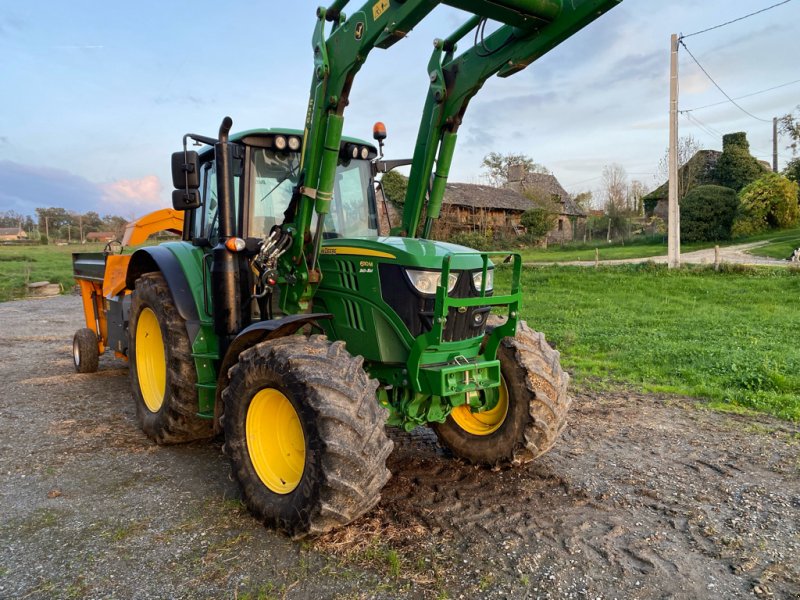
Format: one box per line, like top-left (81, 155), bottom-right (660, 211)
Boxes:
top-left (399, 0), bottom-right (622, 238)
top-left (280, 0), bottom-right (441, 314)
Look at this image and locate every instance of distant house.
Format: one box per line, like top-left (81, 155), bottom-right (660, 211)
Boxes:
top-left (436, 183), bottom-right (534, 235)
top-left (504, 165), bottom-right (586, 242)
top-left (376, 169), bottom-right (585, 243)
top-left (85, 231), bottom-right (116, 243)
top-left (0, 226), bottom-right (28, 242)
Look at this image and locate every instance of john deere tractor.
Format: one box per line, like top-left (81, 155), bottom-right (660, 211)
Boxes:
top-left (71, 0), bottom-right (620, 536)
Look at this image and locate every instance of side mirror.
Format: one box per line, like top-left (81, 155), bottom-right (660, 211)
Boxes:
top-left (171, 150), bottom-right (200, 211)
top-left (171, 151), bottom-right (200, 189)
top-left (172, 189), bottom-right (201, 211)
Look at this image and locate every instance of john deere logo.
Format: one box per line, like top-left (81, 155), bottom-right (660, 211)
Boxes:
top-left (354, 22), bottom-right (364, 40)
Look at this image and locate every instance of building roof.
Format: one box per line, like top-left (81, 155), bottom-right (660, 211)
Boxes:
top-left (505, 170), bottom-right (586, 216)
top-left (86, 231), bottom-right (116, 240)
top-left (645, 149), bottom-right (722, 202)
top-left (0, 227), bottom-right (23, 236)
top-left (443, 183), bottom-right (535, 212)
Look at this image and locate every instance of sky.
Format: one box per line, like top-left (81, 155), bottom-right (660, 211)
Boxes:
top-left (0, 0), bottom-right (798, 218)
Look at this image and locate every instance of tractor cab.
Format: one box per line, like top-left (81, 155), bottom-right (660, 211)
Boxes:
top-left (180, 129), bottom-right (380, 246)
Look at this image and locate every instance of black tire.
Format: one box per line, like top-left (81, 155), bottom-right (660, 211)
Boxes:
top-left (222, 335), bottom-right (393, 538)
top-left (433, 320), bottom-right (571, 466)
top-left (72, 328), bottom-right (99, 373)
top-left (128, 272), bottom-right (213, 444)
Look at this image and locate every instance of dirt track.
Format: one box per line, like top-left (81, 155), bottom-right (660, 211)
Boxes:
top-left (1, 295), bottom-right (798, 599)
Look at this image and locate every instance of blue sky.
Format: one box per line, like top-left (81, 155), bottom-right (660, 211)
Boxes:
top-left (0, 0), bottom-right (798, 218)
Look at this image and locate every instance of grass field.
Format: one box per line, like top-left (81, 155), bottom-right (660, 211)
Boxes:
top-left (747, 228), bottom-right (800, 259)
top-left (498, 264), bottom-right (800, 421)
top-left (0, 244), bottom-right (107, 302)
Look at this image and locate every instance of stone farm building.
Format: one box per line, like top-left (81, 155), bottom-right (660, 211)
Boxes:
top-left (504, 166), bottom-right (586, 242)
top-left (377, 169), bottom-right (584, 243)
top-left (0, 227), bottom-right (28, 242)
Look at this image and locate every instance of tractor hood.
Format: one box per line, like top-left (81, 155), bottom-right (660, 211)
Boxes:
top-left (320, 236), bottom-right (491, 271)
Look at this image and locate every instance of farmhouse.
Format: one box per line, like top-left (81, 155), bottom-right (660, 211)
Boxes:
top-left (0, 226), bottom-right (28, 242)
top-left (504, 166), bottom-right (586, 242)
top-left (85, 231), bottom-right (116, 243)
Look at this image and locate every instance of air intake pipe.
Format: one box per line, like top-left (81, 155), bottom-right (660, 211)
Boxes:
top-left (211, 116), bottom-right (242, 348)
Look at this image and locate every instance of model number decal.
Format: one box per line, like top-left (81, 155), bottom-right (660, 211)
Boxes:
top-left (373, 0), bottom-right (389, 21)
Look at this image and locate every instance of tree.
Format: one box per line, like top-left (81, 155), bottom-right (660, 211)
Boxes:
top-left (601, 163), bottom-right (628, 214)
top-left (655, 134), bottom-right (701, 199)
top-left (627, 180), bottom-right (649, 215)
top-left (712, 132), bottom-right (767, 192)
top-left (783, 157), bottom-right (800, 184)
top-left (571, 191), bottom-right (593, 212)
top-left (0, 210), bottom-right (28, 228)
top-left (779, 105), bottom-right (800, 155)
top-left (680, 185), bottom-right (738, 242)
top-left (379, 171), bottom-right (408, 205)
top-left (520, 208), bottom-right (556, 242)
top-left (732, 172), bottom-right (800, 237)
top-left (481, 152), bottom-right (549, 187)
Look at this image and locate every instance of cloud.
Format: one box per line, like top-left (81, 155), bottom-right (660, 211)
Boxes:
top-left (0, 136), bottom-right (8, 145)
top-left (0, 161), bottom-right (165, 218)
top-left (0, 160), bottom-right (103, 215)
top-left (101, 175), bottom-right (164, 213)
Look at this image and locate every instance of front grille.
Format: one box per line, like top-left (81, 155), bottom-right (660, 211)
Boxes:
top-left (379, 264), bottom-right (490, 342)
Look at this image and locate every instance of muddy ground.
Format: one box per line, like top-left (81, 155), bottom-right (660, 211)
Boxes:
top-left (0, 294), bottom-right (798, 599)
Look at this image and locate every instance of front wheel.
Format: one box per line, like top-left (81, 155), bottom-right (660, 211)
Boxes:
top-left (222, 335), bottom-right (394, 538)
top-left (433, 320), bottom-right (571, 466)
top-left (128, 272), bottom-right (213, 444)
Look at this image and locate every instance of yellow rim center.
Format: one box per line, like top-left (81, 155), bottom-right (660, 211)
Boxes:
top-left (135, 307), bottom-right (166, 413)
top-left (450, 377), bottom-right (509, 436)
top-left (246, 388), bottom-right (306, 494)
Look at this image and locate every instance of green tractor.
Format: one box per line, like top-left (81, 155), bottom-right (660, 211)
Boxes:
top-left (74, 0), bottom-right (621, 536)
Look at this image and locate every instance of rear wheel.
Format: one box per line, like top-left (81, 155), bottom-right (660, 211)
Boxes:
top-left (72, 328), bottom-right (99, 373)
top-left (128, 272), bottom-right (213, 444)
top-left (222, 335), bottom-right (393, 538)
top-left (433, 320), bottom-right (570, 466)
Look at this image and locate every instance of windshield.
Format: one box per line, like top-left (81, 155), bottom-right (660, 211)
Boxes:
top-left (249, 149), bottom-right (377, 239)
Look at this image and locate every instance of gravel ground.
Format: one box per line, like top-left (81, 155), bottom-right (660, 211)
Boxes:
top-left (1, 294), bottom-right (798, 599)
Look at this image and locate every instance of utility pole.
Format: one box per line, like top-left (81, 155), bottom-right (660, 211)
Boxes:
top-left (44, 216), bottom-right (49, 244)
top-left (773, 117), bottom-right (779, 172)
top-left (667, 33), bottom-right (680, 269)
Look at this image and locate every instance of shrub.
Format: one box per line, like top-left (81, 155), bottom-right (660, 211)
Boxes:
top-left (520, 208), bottom-right (556, 242)
top-left (39, 235), bottom-right (48, 245)
top-left (380, 171), bottom-right (408, 206)
top-left (732, 172), bottom-right (800, 236)
top-left (447, 231), bottom-right (495, 251)
top-left (712, 132), bottom-right (768, 192)
top-left (679, 185), bottom-right (738, 242)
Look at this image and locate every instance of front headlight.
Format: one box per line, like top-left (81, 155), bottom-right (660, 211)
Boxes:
top-left (472, 269), bottom-right (494, 292)
top-left (406, 269), bottom-right (458, 295)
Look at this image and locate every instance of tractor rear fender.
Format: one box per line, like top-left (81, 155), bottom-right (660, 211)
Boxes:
top-left (125, 246), bottom-right (201, 327)
top-left (213, 313), bottom-right (332, 429)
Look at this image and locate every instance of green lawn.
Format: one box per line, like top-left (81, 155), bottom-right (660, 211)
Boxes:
top-left (499, 264), bottom-right (800, 421)
top-left (747, 228), bottom-right (800, 259)
top-left (0, 243), bottom-right (105, 302)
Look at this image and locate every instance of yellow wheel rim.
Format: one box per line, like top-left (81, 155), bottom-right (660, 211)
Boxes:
top-left (135, 307), bottom-right (167, 413)
top-left (246, 388), bottom-right (306, 494)
top-left (450, 377), bottom-right (509, 436)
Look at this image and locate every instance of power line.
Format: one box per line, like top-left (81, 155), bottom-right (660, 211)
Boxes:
top-left (681, 0), bottom-right (794, 38)
top-left (679, 39), bottom-right (772, 123)
top-left (681, 78), bottom-right (800, 113)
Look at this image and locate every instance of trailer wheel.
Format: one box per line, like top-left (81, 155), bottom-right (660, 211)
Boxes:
top-left (72, 328), bottom-right (99, 373)
top-left (129, 272), bottom-right (212, 444)
top-left (222, 335), bottom-right (393, 538)
top-left (433, 320), bottom-right (571, 466)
